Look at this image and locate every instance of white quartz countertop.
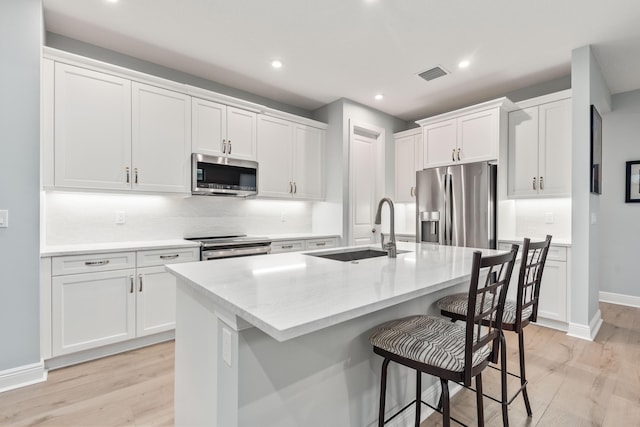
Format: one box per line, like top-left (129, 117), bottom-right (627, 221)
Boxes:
top-left (498, 237), bottom-right (572, 247)
top-left (167, 242), bottom-right (505, 342)
top-left (40, 239), bottom-right (201, 257)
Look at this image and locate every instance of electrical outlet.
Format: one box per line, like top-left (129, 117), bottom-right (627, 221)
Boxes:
top-left (544, 212), bottom-right (554, 224)
top-left (280, 212), bottom-right (287, 222)
top-left (0, 210), bottom-right (8, 228)
top-left (115, 211), bottom-right (126, 225)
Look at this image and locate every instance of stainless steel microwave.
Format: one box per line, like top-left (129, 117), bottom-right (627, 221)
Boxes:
top-left (191, 153), bottom-right (258, 196)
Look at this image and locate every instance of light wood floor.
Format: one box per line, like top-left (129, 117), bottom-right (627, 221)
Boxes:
top-left (1, 302), bottom-right (638, 427)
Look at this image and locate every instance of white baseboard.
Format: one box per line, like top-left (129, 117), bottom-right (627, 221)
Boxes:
top-left (0, 361), bottom-right (47, 393)
top-left (599, 291), bottom-right (640, 308)
top-left (567, 309), bottom-right (603, 341)
top-left (385, 380), bottom-right (462, 427)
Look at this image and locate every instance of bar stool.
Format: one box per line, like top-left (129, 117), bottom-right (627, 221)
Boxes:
top-left (436, 235), bottom-right (552, 426)
top-left (369, 246), bottom-right (518, 427)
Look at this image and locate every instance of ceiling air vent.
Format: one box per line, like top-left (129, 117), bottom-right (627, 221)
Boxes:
top-left (418, 66), bottom-right (449, 82)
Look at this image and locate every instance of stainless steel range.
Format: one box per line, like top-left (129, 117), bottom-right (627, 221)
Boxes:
top-left (185, 235), bottom-right (272, 260)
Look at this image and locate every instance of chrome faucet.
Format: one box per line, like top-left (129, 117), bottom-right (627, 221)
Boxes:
top-left (374, 197), bottom-right (396, 258)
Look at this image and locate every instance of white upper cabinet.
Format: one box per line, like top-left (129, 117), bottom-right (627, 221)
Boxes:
top-left (257, 114), bottom-right (324, 200)
top-left (417, 98), bottom-right (510, 169)
top-left (132, 82), bottom-right (191, 193)
top-left (49, 62), bottom-right (191, 194)
top-left (53, 63), bottom-right (132, 190)
top-left (192, 97), bottom-right (257, 160)
top-left (508, 94), bottom-right (571, 198)
top-left (394, 129), bottom-right (423, 202)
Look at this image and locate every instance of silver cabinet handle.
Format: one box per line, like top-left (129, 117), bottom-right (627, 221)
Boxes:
top-left (129, 275), bottom-right (134, 294)
top-left (222, 139), bottom-right (227, 154)
top-left (539, 176), bottom-right (544, 190)
top-left (281, 244), bottom-right (294, 249)
top-left (138, 274), bottom-right (143, 292)
top-left (160, 254), bottom-right (179, 260)
top-left (457, 148), bottom-right (461, 161)
top-left (532, 177), bottom-right (537, 190)
top-left (228, 140), bottom-right (232, 155)
top-left (316, 242), bottom-right (326, 247)
top-left (293, 181), bottom-right (297, 194)
top-left (85, 260), bottom-right (109, 266)
top-left (126, 167), bottom-right (130, 183)
top-left (134, 168), bottom-right (139, 184)
top-left (289, 182), bottom-right (293, 194)
top-left (410, 186), bottom-right (415, 197)
top-left (451, 149), bottom-right (455, 161)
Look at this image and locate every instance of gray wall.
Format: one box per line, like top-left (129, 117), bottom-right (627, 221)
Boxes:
top-left (600, 89), bottom-right (640, 297)
top-left (45, 33), bottom-right (313, 119)
top-left (0, 0), bottom-right (42, 371)
top-left (570, 45), bottom-right (611, 328)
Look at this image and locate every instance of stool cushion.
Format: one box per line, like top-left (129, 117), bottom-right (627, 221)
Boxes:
top-left (436, 293), bottom-right (532, 326)
top-left (369, 315), bottom-right (491, 372)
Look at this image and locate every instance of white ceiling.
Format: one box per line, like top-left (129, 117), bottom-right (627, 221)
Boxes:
top-left (43, 0), bottom-right (640, 121)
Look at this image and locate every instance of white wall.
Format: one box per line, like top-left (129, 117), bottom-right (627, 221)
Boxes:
top-left (43, 193), bottom-right (313, 245)
top-left (599, 89), bottom-right (640, 298)
top-left (0, 0), bottom-right (42, 371)
top-left (570, 45), bottom-right (611, 329)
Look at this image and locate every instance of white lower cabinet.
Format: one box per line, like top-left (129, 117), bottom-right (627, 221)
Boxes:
top-left (270, 237), bottom-right (339, 254)
top-left (49, 246), bottom-right (198, 358)
top-left (500, 242), bottom-right (568, 326)
top-left (52, 268), bottom-right (136, 356)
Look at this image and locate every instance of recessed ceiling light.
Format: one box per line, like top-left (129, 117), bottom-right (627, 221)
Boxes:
top-left (271, 60), bottom-right (283, 69)
top-left (375, 94), bottom-right (384, 100)
top-left (458, 60), bottom-right (470, 69)
top-left (105, 0), bottom-right (119, 3)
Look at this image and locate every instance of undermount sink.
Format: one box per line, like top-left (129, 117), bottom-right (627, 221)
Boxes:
top-left (306, 248), bottom-right (407, 262)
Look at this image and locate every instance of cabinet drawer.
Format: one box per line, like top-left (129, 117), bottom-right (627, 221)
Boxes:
top-left (305, 238), bottom-right (338, 250)
top-left (52, 252), bottom-right (135, 276)
top-left (137, 247), bottom-right (200, 267)
top-left (546, 246), bottom-right (566, 262)
top-left (271, 240), bottom-right (305, 254)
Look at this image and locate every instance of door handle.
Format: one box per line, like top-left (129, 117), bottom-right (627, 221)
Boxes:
top-left (222, 139), bottom-right (227, 154)
top-left (134, 168), bottom-right (139, 184)
top-left (129, 275), bottom-right (134, 294)
top-left (457, 148), bottom-right (461, 161)
top-left (138, 274), bottom-right (143, 292)
top-left (125, 167), bottom-right (130, 184)
top-left (228, 140), bottom-right (232, 155)
top-left (532, 177), bottom-right (537, 190)
top-left (539, 176), bottom-right (544, 190)
top-left (451, 149), bottom-right (455, 161)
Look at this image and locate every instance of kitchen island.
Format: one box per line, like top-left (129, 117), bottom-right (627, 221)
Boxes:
top-left (166, 242), bottom-right (504, 427)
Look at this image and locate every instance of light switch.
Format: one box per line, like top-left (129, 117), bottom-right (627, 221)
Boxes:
top-left (591, 212), bottom-right (597, 224)
top-left (0, 210), bottom-right (8, 228)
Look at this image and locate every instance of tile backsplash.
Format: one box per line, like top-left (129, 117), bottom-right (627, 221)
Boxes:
top-left (43, 192), bottom-right (314, 245)
top-left (506, 198), bottom-right (572, 241)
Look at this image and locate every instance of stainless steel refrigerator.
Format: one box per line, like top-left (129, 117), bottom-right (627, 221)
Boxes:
top-left (416, 161), bottom-right (497, 249)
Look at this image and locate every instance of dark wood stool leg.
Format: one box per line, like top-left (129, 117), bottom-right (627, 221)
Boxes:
top-left (518, 331), bottom-right (533, 416)
top-left (476, 373), bottom-right (485, 427)
top-left (440, 378), bottom-right (450, 427)
top-left (379, 358), bottom-right (391, 427)
top-left (415, 370), bottom-right (421, 426)
top-left (500, 332), bottom-right (510, 427)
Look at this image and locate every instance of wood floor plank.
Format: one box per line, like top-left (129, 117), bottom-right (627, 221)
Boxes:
top-left (0, 303), bottom-right (638, 426)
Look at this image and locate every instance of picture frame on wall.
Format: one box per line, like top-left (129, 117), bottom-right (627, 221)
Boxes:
top-left (590, 105), bottom-right (602, 194)
top-left (625, 160), bottom-right (640, 203)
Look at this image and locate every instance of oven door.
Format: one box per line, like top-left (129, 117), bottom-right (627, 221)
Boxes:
top-left (202, 245), bottom-right (271, 260)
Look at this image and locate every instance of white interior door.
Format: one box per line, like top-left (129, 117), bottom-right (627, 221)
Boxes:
top-left (349, 121), bottom-right (384, 245)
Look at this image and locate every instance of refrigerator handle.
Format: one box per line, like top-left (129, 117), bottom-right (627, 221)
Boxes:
top-left (443, 173), bottom-right (450, 245)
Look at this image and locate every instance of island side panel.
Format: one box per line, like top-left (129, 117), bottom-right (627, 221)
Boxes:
top-left (175, 282), bottom-right (236, 427)
top-left (236, 283), bottom-right (468, 427)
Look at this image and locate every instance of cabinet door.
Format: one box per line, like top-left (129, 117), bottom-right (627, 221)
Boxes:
top-left (536, 259), bottom-right (567, 322)
top-left (538, 99), bottom-right (571, 197)
top-left (52, 269), bottom-right (136, 356)
top-left (54, 63), bottom-right (132, 190)
top-left (292, 124), bottom-right (324, 199)
top-left (457, 108), bottom-right (499, 164)
top-left (508, 107), bottom-right (540, 197)
top-left (192, 97), bottom-right (227, 156)
top-left (395, 134), bottom-right (418, 202)
top-left (257, 115), bottom-right (293, 197)
top-left (132, 83), bottom-right (191, 193)
top-left (136, 266), bottom-right (177, 337)
top-left (423, 119), bottom-right (457, 168)
top-left (227, 107), bottom-right (257, 160)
